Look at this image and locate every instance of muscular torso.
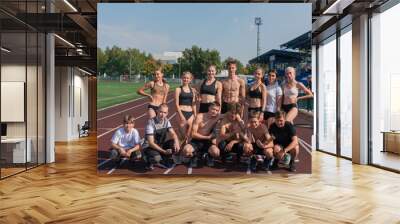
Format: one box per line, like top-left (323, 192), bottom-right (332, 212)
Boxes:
top-left (196, 114), bottom-right (219, 137)
top-left (221, 120), bottom-right (244, 141)
top-left (222, 78), bottom-right (242, 103)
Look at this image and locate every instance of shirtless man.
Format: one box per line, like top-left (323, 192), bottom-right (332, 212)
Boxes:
top-left (221, 60), bottom-right (246, 114)
top-left (182, 103), bottom-right (221, 167)
top-left (217, 103), bottom-right (247, 164)
top-left (243, 112), bottom-right (274, 172)
top-left (137, 68), bottom-right (170, 118)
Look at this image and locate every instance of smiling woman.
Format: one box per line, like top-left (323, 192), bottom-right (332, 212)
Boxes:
top-left (97, 2), bottom-right (312, 176)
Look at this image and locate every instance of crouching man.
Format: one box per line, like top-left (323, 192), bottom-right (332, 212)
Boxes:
top-left (218, 103), bottom-right (247, 164)
top-left (110, 115), bottom-right (141, 164)
top-left (243, 112), bottom-right (274, 172)
top-left (142, 103), bottom-right (180, 170)
top-left (182, 102), bottom-right (221, 167)
top-left (268, 111), bottom-right (299, 172)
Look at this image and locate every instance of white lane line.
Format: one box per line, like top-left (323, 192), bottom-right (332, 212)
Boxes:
top-left (107, 158), bottom-right (127, 175)
top-left (98, 91), bottom-right (174, 111)
top-left (299, 139), bottom-right (312, 155)
top-left (98, 96), bottom-right (147, 111)
top-left (97, 99), bottom-right (176, 139)
top-left (300, 138), bottom-right (312, 149)
top-left (187, 167), bottom-right (192, 175)
top-left (97, 158), bottom-right (111, 168)
top-left (97, 101), bottom-right (149, 121)
top-left (98, 97), bottom-right (174, 121)
top-left (97, 111), bottom-right (147, 139)
top-left (163, 164), bottom-right (176, 174)
top-left (98, 93), bottom-right (141, 101)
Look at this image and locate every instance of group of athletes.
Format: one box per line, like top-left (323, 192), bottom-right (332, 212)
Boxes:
top-left (108, 60), bottom-right (313, 173)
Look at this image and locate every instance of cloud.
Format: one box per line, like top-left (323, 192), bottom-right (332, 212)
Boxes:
top-left (98, 24), bottom-right (171, 54)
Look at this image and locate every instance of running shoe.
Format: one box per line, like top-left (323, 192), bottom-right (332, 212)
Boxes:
top-left (204, 153), bottom-right (215, 167)
top-left (278, 153), bottom-right (291, 168)
top-left (250, 156), bottom-right (257, 172)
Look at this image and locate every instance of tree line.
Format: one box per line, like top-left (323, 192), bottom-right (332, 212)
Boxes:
top-left (98, 45), bottom-right (264, 79)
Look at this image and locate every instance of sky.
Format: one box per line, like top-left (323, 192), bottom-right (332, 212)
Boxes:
top-left (98, 3), bottom-right (311, 65)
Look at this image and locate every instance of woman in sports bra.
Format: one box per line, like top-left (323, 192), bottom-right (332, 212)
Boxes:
top-left (198, 65), bottom-right (222, 113)
top-left (175, 72), bottom-right (197, 142)
top-left (247, 68), bottom-right (267, 119)
top-left (137, 68), bottom-right (170, 119)
top-left (282, 67), bottom-right (313, 123)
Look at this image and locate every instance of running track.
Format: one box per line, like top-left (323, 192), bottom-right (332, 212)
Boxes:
top-left (97, 92), bottom-right (313, 175)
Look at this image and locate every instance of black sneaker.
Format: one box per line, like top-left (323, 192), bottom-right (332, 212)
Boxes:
top-left (190, 157), bottom-right (198, 168)
top-left (204, 153), bottom-right (215, 167)
top-left (262, 158), bottom-right (271, 172)
top-left (250, 156), bottom-right (257, 172)
top-left (289, 160), bottom-right (296, 172)
top-left (271, 158), bottom-right (279, 170)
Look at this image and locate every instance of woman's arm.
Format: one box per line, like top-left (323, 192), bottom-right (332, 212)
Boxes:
top-left (261, 84), bottom-right (267, 111)
top-left (297, 82), bottom-right (313, 100)
top-left (137, 81), bottom-right (153, 98)
top-left (216, 81), bottom-right (222, 104)
top-left (163, 84), bottom-right (170, 103)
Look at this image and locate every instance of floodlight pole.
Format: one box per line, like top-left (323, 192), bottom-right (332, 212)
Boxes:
top-left (255, 17), bottom-right (262, 58)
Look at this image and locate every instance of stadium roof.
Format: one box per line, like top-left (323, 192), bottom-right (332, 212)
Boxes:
top-left (248, 49), bottom-right (309, 64)
top-left (280, 31), bottom-right (311, 51)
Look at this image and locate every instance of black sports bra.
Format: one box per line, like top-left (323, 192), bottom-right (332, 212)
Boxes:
top-left (200, 79), bottom-right (217, 95)
top-left (249, 84), bottom-right (262, 99)
top-left (179, 86), bottom-right (193, 106)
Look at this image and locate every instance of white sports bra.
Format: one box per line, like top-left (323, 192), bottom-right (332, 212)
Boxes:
top-left (283, 84), bottom-right (298, 98)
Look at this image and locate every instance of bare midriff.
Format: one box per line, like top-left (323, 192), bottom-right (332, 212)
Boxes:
top-left (283, 96), bottom-right (297, 105)
top-left (200, 94), bottom-right (215, 104)
top-left (179, 105), bottom-right (193, 112)
top-left (249, 98), bottom-right (262, 108)
top-left (150, 82), bottom-right (167, 106)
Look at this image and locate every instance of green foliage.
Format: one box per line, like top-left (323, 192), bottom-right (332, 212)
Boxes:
top-left (179, 45), bottom-right (221, 79)
top-left (222, 57), bottom-right (244, 74)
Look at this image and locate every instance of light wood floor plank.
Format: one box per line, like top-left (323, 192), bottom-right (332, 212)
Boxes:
top-left (1, 135), bottom-right (400, 223)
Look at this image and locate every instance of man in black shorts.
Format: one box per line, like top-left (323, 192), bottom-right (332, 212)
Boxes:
top-left (142, 104), bottom-right (180, 170)
top-left (268, 111), bottom-right (299, 172)
top-left (182, 103), bottom-right (221, 167)
top-left (217, 103), bottom-right (247, 164)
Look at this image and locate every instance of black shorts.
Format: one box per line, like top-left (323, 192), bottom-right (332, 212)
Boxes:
top-left (282, 103), bottom-right (297, 113)
top-left (264, 111), bottom-right (275, 120)
top-left (190, 139), bottom-right (213, 154)
top-left (182, 111), bottom-right (193, 120)
top-left (221, 101), bottom-right (235, 114)
top-left (252, 143), bottom-right (265, 155)
top-left (248, 107), bottom-right (262, 114)
top-left (218, 140), bottom-right (244, 156)
top-left (199, 102), bottom-right (212, 113)
top-left (148, 104), bottom-right (160, 112)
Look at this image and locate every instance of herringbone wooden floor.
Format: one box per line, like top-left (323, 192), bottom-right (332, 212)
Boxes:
top-left (1, 135), bottom-right (400, 224)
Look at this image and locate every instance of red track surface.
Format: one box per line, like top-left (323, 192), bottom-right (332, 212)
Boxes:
top-left (97, 92), bottom-right (313, 175)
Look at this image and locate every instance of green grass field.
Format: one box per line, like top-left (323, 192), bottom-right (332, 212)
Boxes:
top-left (97, 80), bottom-right (179, 110)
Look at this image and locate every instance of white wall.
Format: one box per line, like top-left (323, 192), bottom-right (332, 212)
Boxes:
top-left (54, 67), bottom-right (89, 141)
